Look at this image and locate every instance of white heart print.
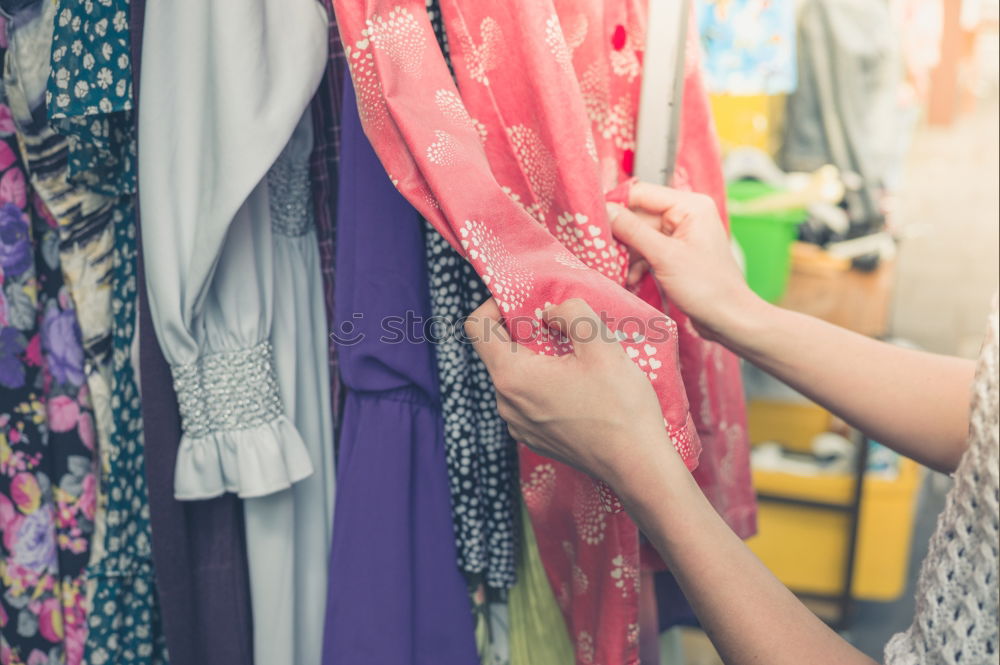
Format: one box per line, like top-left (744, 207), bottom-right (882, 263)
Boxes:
top-left (345, 43), bottom-right (387, 131)
top-left (522, 463), bottom-right (557, 511)
top-left (367, 6), bottom-right (427, 76)
top-left (460, 16), bottom-right (503, 85)
top-left (552, 211), bottom-right (621, 278)
top-left (462, 220), bottom-right (534, 314)
top-left (426, 129), bottom-right (461, 166)
top-left (507, 125), bottom-right (557, 219)
top-left (434, 89), bottom-right (488, 144)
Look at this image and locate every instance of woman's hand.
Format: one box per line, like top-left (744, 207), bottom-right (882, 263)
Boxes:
top-left (609, 182), bottom-right (974, 474)
top-left (464, 297), bottom-right (680, 489)
top-left (608, 182), bottom-right (763, 343)
top-left (466, 299), bottom-right (878, 665)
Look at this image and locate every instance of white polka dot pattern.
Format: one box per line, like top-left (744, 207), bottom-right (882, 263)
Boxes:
top-left (423, 218), bottom-right (519, 590)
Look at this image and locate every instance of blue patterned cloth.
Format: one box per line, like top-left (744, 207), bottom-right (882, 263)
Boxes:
top-left (44, 1), bottom-right (166, 663)
top-left (83, 195), bottom-right (167, 665)
top-left (46, 0), bottom-right (137, 196)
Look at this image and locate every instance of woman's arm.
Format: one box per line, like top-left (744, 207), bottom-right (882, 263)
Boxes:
top-left (608, 183), bottom-right (974, 473)
top-left (722, 299), bottom-right (973, 472)
top-left (466, 299), bottom-right (877, 665)
top-left (623, 434), bottom-right (877, 665)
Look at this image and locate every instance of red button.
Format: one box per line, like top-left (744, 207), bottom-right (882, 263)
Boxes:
top-left (621, 149), bottom-right (635, 175)
top-left (611, 24), bottom-right (627, 50)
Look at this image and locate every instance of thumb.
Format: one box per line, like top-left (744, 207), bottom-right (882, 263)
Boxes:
top-left (542, 298), bottom-right (619, 361)
top-left (465, 298), bottom-right (523, 374)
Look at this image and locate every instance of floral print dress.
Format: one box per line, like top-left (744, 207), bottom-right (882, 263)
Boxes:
top-left (42, 1), bottom-right (166, 663)
top-left (0, 19), bottom-right (97, 665)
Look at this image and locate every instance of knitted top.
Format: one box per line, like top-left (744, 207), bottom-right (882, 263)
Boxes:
top-left (885, 298), bottom-right (999, 664)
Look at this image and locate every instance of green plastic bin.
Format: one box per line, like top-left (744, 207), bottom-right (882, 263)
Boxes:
top-left (727, 180), bottom-right (807, 303)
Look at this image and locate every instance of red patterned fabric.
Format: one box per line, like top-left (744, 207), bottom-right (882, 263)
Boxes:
top-left (331, 2), bottom-right (752, 662)
top-left (591, 9), bottom-right (756, 553)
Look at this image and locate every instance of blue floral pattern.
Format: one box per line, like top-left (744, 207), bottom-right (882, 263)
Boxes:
top-left (44, 2), bottom-right (166, 663)
top-left (46, 0), bottom-right (136, 196)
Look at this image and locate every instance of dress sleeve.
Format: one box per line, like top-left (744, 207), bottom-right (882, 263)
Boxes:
top-left (137, 0), bottom-right (329, 500)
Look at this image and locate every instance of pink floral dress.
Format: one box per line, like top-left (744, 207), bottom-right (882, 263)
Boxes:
top-left (0, 21), bottom-right (97, 665)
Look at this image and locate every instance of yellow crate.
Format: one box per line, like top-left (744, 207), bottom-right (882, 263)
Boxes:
top-left (709, 93), bottom-right (787, 156)
top-left (747, 456), bottom-right (922, 601)
top-left (747, 399), bottom-right (832, 453)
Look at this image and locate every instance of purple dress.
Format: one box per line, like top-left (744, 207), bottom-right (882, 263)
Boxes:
top-left (322, 79), bottom-right (478, 665)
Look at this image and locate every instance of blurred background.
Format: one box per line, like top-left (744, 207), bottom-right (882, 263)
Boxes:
top-left (671, 0), bottom-right (1000, 661)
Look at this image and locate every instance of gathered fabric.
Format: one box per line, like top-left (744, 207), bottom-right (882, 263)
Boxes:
top-left (137, 0), bottom-right (327, 503)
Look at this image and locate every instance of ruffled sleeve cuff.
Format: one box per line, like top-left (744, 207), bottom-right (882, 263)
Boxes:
top-left (171, 341), bottom-right (314, 500)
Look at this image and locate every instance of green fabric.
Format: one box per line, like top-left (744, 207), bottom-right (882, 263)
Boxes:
top-left (509, 502), bottom-right (574, 665)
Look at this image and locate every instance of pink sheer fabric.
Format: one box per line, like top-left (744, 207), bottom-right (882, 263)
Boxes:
top-left (332, 2), bottom-right (752, 662)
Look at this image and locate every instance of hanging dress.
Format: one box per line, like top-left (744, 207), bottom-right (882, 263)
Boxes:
top-left (130, 2), bottom-right (256, 663)
top-left (138, 4), bottom-right (327, 665)
top-left (4, 1), bottom-right (167, 661)
top-left (242, 109), bottom-right (335, 665)
top-left (330, 2), bottom-right (694, 662)
top-left (43, 1), bottom-right (167, 661)
top-left (0, 32), bottom-right (96, 665)
top-left (322, 75), bottom-right (479, 665)
top-left (423, 0), bottom-right (521, 597)
top-left (136, 0), bottom-right (326, 500)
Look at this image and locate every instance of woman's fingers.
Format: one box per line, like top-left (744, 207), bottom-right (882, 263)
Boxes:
top-left (627, 182), bottom-right (720, 234)
top-left (541, 298), bottom-right (621, 362)
top-left (465, 298), bottom-right (518, 374)
top-left (608, 202), bottom-right (678, 270)
top-left (627, 259), bottom-right (649, 288)
top-left (628, 182), bottom-right (687, 215)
